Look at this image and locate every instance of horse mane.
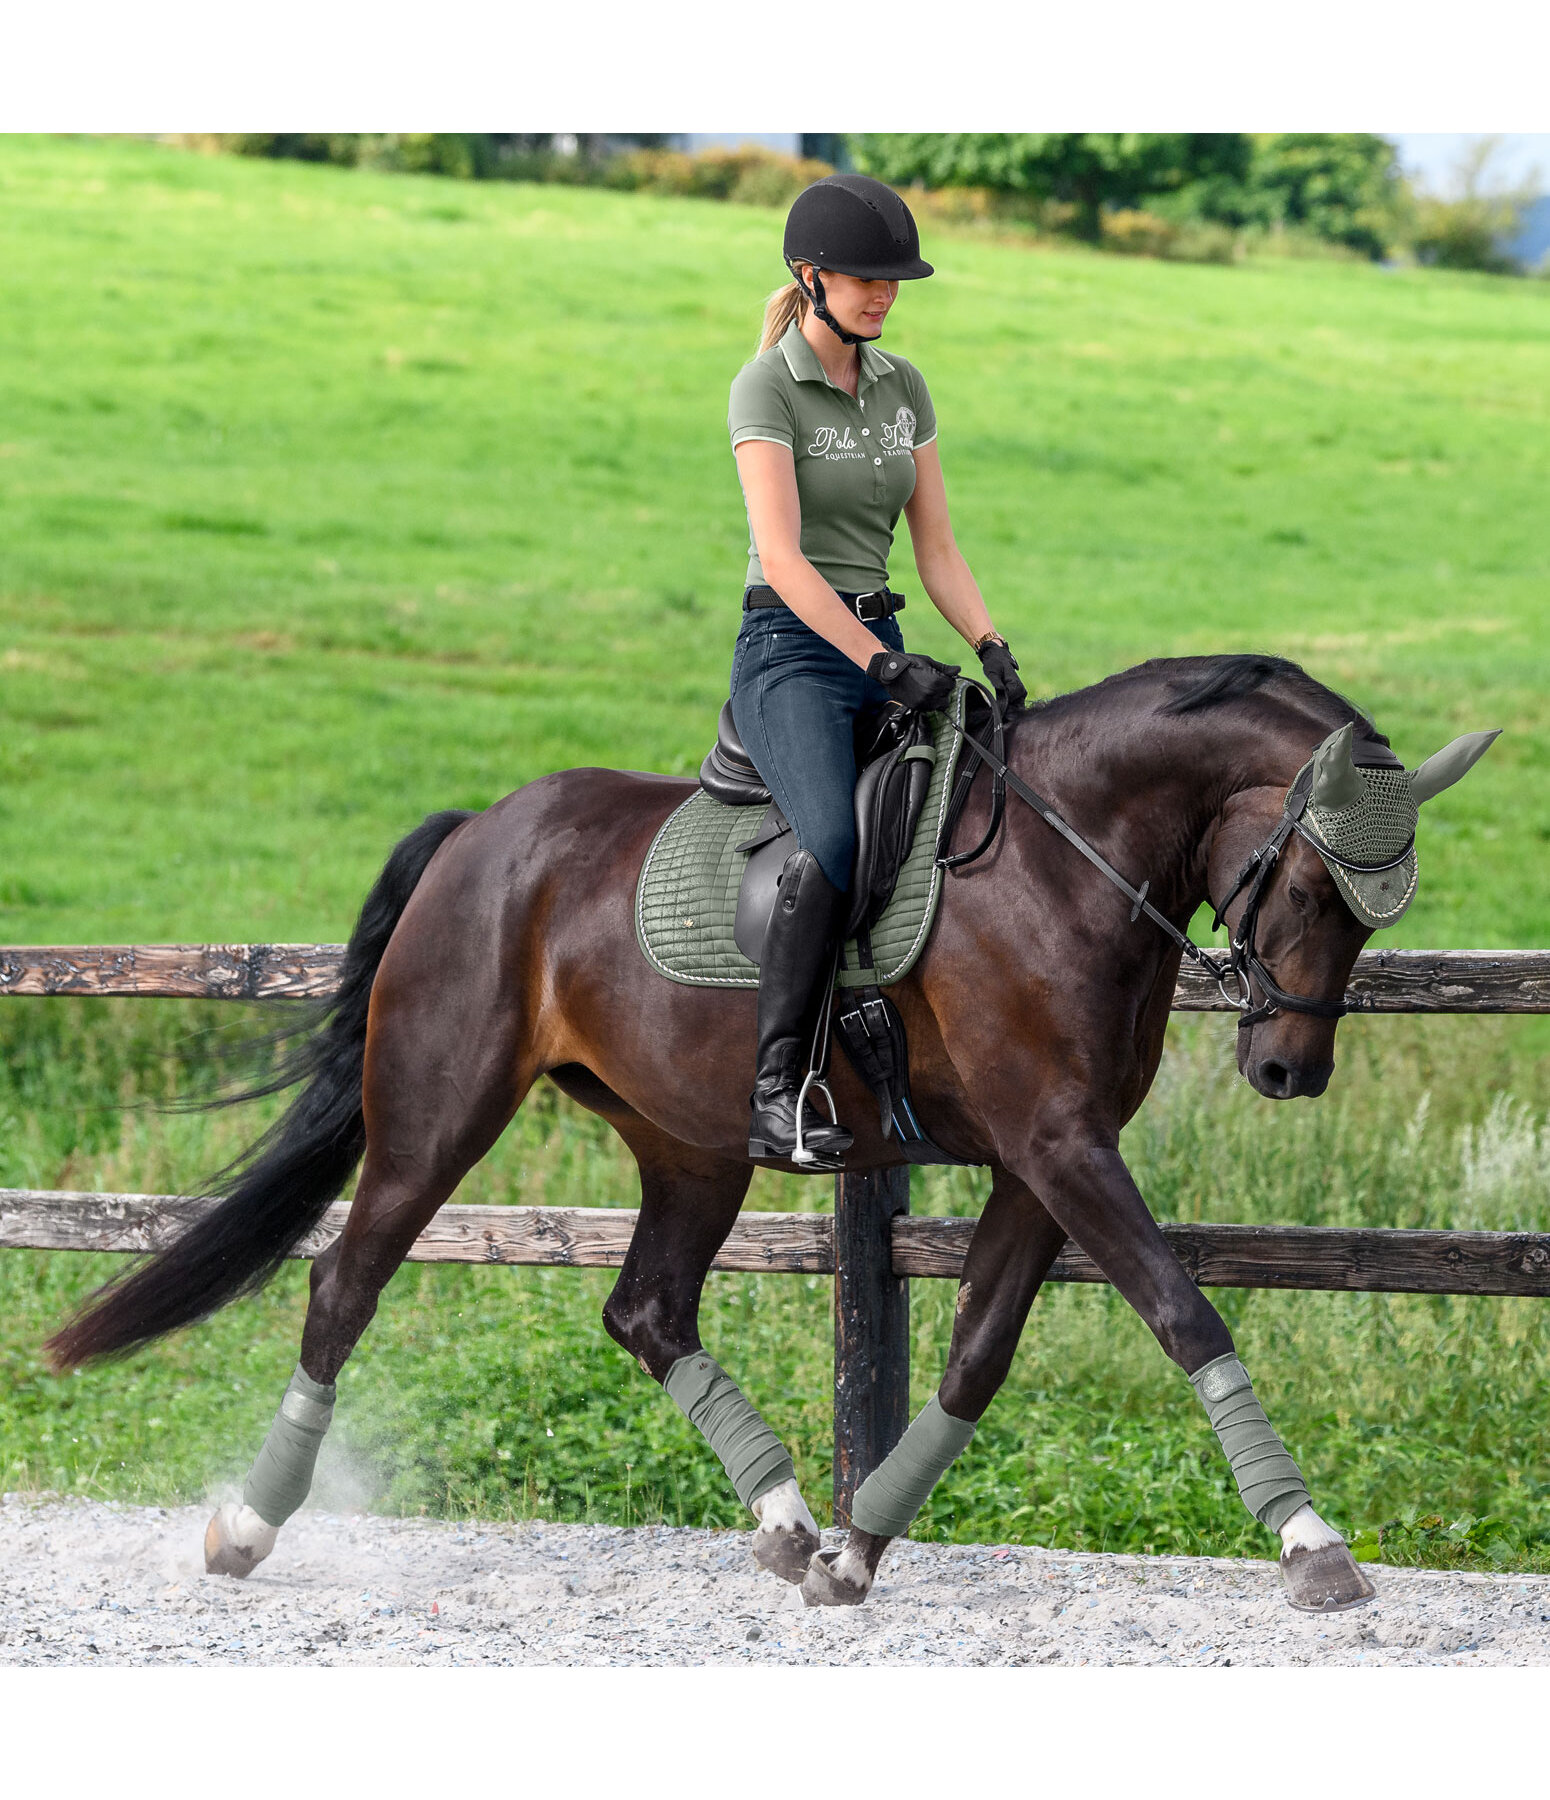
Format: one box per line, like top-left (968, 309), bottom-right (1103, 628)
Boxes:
top-left (1022, 652), bottom-right (1390, 747)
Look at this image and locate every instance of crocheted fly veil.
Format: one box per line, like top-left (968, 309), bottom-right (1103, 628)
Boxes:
top-left (1292, 721), bottom-right (1502, 930)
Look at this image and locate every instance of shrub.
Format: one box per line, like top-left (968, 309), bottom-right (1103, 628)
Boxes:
top-left (1101, 209), bottom-right (1179, 258)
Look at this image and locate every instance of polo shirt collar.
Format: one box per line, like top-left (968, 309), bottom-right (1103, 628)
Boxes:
top-left (779, 319), bottom-right (895, 394)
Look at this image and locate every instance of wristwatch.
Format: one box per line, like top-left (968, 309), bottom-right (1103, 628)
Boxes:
top-left (970, 630), bottom-right (1007, 653)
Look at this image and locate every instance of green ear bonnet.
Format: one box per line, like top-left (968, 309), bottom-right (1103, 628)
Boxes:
top-left (1287, 722), bottom-right (1500, 931)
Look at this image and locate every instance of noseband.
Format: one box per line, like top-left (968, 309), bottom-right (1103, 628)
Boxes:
top-left (943, 692), bottom-right (1407, 1032)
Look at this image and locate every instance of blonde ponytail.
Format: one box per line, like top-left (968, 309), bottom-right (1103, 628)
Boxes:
top-left (759, 279), bottom-right (808, 354)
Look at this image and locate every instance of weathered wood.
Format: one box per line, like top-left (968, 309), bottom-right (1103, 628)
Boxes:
top-left (832, 1166), bottom-right (912, 1528)
top-left (0, 1191), bottom-right (834, 1274)
top-left (1172, 947), bottom-right (1550, 1014)
top-left (892, 1216), bottom-right (1550, 1297)
top-left (3, 945), bottom-right (1549, 1011)
top-left (0, 945), bottom-right (343, 1000)
top-left (7, 1190), bottom-right (1549, 1297)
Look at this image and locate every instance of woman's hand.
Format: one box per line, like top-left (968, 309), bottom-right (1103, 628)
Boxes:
top-left (977, 640), bottom-right (1028, 719)
top-left (867, 649), bottom-right (961, 712)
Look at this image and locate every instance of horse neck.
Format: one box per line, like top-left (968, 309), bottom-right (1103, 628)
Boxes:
top-left (1006, 688), bottom-right (1326, 926)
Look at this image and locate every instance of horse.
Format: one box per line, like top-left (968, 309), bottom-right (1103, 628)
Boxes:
top-left (47, 652), bottom-right (1497, 1614)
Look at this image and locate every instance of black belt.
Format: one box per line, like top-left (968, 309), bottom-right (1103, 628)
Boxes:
top-left (743, 584), bottom-right (905, 622)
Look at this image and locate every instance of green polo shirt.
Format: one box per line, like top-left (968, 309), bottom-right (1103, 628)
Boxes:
top-left (728, 319), bottom-right (938, 593)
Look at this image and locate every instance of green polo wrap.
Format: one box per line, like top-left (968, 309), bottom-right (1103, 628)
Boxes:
top-left (1189, 1353), bottom-right (1311, 1534)
top-left (849, 1395), bottom-right (977, 1538)
top-left (663, 1352), bottom-right (794, 1510)
top-left (243, 1365), bottom-right (336, 1528)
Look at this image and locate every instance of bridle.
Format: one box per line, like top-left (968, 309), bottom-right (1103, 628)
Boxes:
top-left (1203, 763), bottom-right (1411, 1027)
top-left (937, 685), bottom-right (1412, 1032)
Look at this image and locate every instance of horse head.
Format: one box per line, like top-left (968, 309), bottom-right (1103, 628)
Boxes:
top-left (1207, 718), bottom-right (1500, 1100)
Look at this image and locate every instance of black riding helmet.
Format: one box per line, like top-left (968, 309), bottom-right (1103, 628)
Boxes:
top-left (783, 174), bottom-right (933, 346)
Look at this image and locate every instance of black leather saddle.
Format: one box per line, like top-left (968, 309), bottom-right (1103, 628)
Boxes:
top-left (699, 701), bottom-right (937, 963)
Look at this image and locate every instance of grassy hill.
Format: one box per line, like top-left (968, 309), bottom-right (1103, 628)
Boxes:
top-left (2, 136), bottom-right (1548, 1568)
top-left (1, 133), bottom-right (1545, 945)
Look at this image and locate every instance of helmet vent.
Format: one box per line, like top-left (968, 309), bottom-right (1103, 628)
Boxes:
top-left (833, 173), bottom-right (911, 244)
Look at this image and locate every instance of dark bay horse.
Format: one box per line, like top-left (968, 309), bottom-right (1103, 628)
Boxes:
top-left (48, 653), bottom-right (1495, 1612)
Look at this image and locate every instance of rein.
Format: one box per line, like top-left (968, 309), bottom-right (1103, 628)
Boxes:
top-left (934, 684), bottom-right (1385, 1031)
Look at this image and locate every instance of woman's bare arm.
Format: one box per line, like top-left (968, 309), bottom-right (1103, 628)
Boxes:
top-left (903, 441), bottom-right (1000, 646)
top-left (734, 440), bottom-right (887, 670)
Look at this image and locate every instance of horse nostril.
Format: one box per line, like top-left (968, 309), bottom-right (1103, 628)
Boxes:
top-left (1257, 1059), bottom-right (1295, 1097)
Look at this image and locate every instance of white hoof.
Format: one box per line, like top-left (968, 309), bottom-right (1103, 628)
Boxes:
top-left (1278, 1509), bottom-right (1375, 1613)
top-left (750, 1478), bottom-right (822, 1584)
top-left (204, 1501), bottom-right (278, 1578)
top-left (800, 1541), bottom-right (875, 1608)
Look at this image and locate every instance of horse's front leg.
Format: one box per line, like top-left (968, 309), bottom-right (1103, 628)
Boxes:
top-left (803, 1166), bottom-right (1067, 1607)
top-left (1013, 1134), bottom-right (1375, 1613)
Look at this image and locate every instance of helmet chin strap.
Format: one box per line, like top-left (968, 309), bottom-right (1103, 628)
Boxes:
top-left (790, 263), bottom-right (881, 347)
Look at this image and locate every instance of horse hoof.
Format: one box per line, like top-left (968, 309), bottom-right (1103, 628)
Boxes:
top-left (800, 1547), bottom-right (870, 1608)
top-left (752, 1523), bottom-right (821, 1585)
top-left (1281, 1541), bottom-right (1377, 1613)
top-left (204, 1501), bottom-right (278, 1579)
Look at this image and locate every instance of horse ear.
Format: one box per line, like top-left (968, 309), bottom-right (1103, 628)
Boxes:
top-left (1309, 722), bottom-right (1363, 810)
top-left (1409, 729), bottom-right (1502, 805)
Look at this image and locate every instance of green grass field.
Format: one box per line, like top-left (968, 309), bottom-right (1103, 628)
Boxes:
top-left (2, 136), bottom-right (1548, 1570)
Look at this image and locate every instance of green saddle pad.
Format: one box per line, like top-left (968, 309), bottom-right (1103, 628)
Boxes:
top-left (636, 684), bottom-right (968, 990)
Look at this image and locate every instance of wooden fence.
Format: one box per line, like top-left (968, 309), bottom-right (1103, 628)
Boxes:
top-left (4, 943), bottom-right (1549, 1523)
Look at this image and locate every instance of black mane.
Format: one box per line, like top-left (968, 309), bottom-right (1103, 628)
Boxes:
top-left (1014, 652), bottom-right (1390, 748)
top-left (1156, 653), bottom-right (1389, 744)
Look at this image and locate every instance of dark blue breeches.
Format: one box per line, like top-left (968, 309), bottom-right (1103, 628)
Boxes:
top-left (728, 605), bottom-right (906, 894)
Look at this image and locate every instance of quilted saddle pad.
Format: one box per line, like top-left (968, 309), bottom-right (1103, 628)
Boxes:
top-left (635, 686), bottom-right (967, 990)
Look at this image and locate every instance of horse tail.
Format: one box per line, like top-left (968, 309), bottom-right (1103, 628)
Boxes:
top-left (46, 808), bottom-right (476, 1369)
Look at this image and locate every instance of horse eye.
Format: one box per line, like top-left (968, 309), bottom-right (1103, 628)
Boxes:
top-left (1288, 881), bottom-right (1310, 910)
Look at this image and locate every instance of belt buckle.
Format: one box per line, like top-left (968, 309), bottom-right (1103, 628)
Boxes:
top-left (855, 590), bottom-right (886, 622)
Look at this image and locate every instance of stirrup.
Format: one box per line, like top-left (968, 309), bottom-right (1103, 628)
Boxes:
top-left (791, 1069), bottom-right (845, 1171)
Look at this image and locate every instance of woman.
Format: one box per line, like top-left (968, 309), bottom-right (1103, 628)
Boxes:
top-left (728, 172), bottom-right (1027, 1166)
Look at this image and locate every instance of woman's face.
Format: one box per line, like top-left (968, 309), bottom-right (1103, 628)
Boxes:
top-left (799, 264), bottom-right (899, 338)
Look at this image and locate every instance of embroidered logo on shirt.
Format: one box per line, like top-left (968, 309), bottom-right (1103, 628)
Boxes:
top-left (806, 425), bottom-right (864, 459)
top-left (878, 406), bottom-right (917, 452)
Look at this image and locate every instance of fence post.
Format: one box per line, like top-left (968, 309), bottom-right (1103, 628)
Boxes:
top-left (832, 1164), bottom-right (911, 1527)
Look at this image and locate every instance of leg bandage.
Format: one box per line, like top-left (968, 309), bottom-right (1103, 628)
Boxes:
top-left (243, 1365), bottom-right (336, 1529)
top-left (1189, 1353), bottom-right (1311, 1534)
top-left (849, 1394), bottom-right (976, 1538)
top-left (663, 1352), bottom-right (794, 1510)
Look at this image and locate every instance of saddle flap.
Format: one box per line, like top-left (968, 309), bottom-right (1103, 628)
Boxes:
top-left (732, 802), bottom-right (792, 963)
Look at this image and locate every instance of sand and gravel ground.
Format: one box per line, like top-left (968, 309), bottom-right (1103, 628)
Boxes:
top-left (3, 1494), bottom-right (1548, 1667)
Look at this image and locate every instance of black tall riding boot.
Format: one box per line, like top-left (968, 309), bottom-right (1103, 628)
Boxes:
top-left (749, 849), bottom-right (855, 1164)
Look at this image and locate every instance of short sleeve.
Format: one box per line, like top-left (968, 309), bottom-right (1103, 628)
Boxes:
top-left (906, 362), bottom-right (937, 449)
top-left (728, 357), bottom-right (797, 452)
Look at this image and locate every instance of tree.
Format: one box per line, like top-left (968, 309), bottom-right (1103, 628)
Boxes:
top-left (851, 133), bottom-right (1253, 239)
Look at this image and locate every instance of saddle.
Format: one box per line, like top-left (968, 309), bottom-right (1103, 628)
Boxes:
top-left (699, 701), bottom-right (939, 961)
top-left (696, 699), bottom-right (964, 1166)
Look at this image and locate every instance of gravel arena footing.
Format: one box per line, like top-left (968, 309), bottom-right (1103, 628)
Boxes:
top-left (4, 1495), bottom-right (1549, 1666)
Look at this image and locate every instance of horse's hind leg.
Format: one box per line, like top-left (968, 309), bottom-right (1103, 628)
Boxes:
top-left (206, 992), bottom-right (536, 1577)
top-left (598, 1127), bottom-right (820, 1584)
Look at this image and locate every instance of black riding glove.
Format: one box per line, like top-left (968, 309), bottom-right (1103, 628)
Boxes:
top-left (866, 649), bottom-right (961, 712)
top-left (976, 639), bottom-right (1028, 719)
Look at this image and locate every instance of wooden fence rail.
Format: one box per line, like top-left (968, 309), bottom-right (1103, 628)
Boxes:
top-left (3, 944), bottom-right (1550, 1010)
top-left (4, 943), bottom-right (1548, 1523)
top-left (5, 1190), bottom-right (1550, 1297)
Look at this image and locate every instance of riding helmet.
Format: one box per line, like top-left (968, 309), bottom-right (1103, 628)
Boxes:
top-left (783, 174), bottom-right (934, 281)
